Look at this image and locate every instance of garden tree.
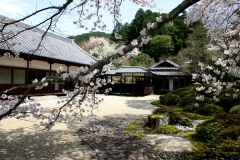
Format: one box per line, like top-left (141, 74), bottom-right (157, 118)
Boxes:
top-left (130, 53), bottom-right (155, 67)
top-left (110, 22), bottom-right (130, 44)
top-left (186, 0), bottom-right (240, 105)
top-left (89, 41), bottom-right (118, 60)
top-left (173, 22), bottom-right (213, 74)
top-left (116, 9), bottom-right (193, 56)
top-left (149, 35), bottom-right (174, 61)
top-left (169, 11), bottom-right (194, 53)
top-left (0, 0), bottom-right (238, 129)
top-left (68, 32), bottom-right (111, 46)
top-left (79, 36), bottom-right (110, 53)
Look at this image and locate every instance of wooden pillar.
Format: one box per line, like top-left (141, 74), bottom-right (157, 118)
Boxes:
top-left (132, 73), bottom-right (133, 96)
top-left (66, 65), bottom-right (70, 90)
top-left (25, 58), bottom-right (30, 85)
top-left (11, 68), bottom-right (13, 88)
top-left (120, 75), bottom-right (122, 95)
top-left (163, 77), bottom-right (165, 92)
top-left (48, 62), bottom-right (53, 92)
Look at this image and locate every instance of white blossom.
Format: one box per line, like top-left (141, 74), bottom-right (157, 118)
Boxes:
top-left (156, 16), bottom-right (162, 22)
top-left (140, 28), bottom-right (147, 36)
top-left (196, 95), bottom-right (204, 101)
top-left (131, 39), bottom-right (138, 46)
top-left (114, 33), bottom-right (122, 39)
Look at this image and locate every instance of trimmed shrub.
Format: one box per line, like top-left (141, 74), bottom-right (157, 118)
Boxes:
top-left (219, 125), bottom-right (240, 140)
top-left (183, 103), bottom-right (197, 112)
top-left (196, 120), bottom-right (224, 140)
top-left (197, 104), bottom-right (224, 116)
top-left (204, 97), bottom-right (216, 105)
top-left (177, 118), bottom-right (193, 128)
top-left (171, 86), bottom-right (195, 98)
top-left (187, 138), bottom-right (240, 160)
top-left (160, 94), bottom-right (181, 106)
top-left (230, 105), bottom-right (240, 114)
top-left (182, 93), bottom-right (198, 107)
top-left (217, 88), bottom-right (240, 112)
top-left (213, 113), bottom-right (240, 127)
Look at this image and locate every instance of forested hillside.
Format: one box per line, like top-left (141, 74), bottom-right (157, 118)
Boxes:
top-left (68, 31), bottom-right (112, 45)
top-left (69, 9), bottom-right (199, 69)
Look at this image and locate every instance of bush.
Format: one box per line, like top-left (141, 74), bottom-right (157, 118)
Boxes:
top-left (204, 97), bottom-right (216, 105)
top-left (183, 103), bottom-right (197, 112)
top-left (187, 138), bottom-right (240, 160)
top-left (196, 120), bottom-right (224, 140)
top-left (160, 94), bottom-right (181, 106)
top-left (178, 118), bottom-right (193, 128)
top-left (197, 104), bottom-right (224, 116)
top-left (181, 93), bottom-right (198, 107)
top-left (171, 86), bottom-right (195, 98)
top-left (230, 105), bottom-right (240, 114)
top-left (213, 113), bottom-right (240, 127)
top-left (156, 125), bottom-right (181, 134)
top-left (217, 88), bottom-right (240, 112)
top-left (219, 125), bottom-right (240, 140)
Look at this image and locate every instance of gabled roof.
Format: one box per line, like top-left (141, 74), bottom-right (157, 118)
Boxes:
top-left (150, 58), bottom-right (181, 69)
top-left (0, 15), bottom-right (98, 66)
top-left (116, 66), bottom-right (148, 74)
top-left (103, 59), bottom-right (189, 76)
top-left (151, 71), bottom-right (188, 76)
top-left (104, 66), bottom-right (148, 75)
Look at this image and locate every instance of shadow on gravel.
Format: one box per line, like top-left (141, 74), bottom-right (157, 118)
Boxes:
top-left (125, 99), bottom-right (158, 110)
top-left (77, 119), bottom-right (186, 160)
top-left (0, 121), bottom-right (90, 159)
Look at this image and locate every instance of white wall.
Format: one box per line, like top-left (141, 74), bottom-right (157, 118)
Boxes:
top-left (0, 56), bottom-right (27, 68)
top-left (29, 60), bottom-right (50, 70)
top-left (52, 63), bottom-right (67, 71)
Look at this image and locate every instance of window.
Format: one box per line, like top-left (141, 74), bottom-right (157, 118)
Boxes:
top-left (14, 70), bottom-right (25, 84)
top-left (0, 68), bottom-right (11, 84)
top-left (112, 76), bottom-right (121, 83)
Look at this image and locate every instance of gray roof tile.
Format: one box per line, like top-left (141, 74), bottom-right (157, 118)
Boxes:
top-left (0, 15), bottom-right (98, 66)
top-left (150, 58), bottom-right (181, 68)
top-left (151, 71), bottom-right (188, 76)
top-left (116, 66), bottom-right (148, 74)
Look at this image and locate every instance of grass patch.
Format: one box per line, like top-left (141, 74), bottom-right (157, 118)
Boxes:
top-left (179, 112), bottom-right (211, 120)
top-left (151, 100), bottom-right (211, 120)
top-left (150, 114), bottom-right (164, 119)
top-left (182, 131), bottom-right (206, 149)
top-left (123, 120), bottom-right (146, 140)
top-left (156, 125), bottom-right (181, 134)
top-left (151, 100), bottom-right (161, 106)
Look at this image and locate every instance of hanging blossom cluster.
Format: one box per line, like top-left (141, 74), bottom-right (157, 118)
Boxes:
top-left (139, 15), bottom-right (173, 45)
top-left (70, 0), bottom-right (156, 32)
top-left (0, 64), bottom-right (114, 129)
top-left (90, 42), bottom-right (118, 60)
top-left (186, 0), bottom-right (240, 103)
top-left (0, 17), bottom-right (21, 58)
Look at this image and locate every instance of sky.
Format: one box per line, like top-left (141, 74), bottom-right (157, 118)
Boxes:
top-left (0, 0), bottom-right (184, 37)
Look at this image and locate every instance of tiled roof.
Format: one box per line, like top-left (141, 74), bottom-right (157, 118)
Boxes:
top-left (116, 66), bottom-right (148, 74)
top-left (104, 66), bottom-right (148, 74)
top-left (151, 71), bottom-right (188, 76)
top-left (104, 68), bottom-right (118, 75)
top-left (0, 15), bottom-right (98, 66)
top-left (150, 58), bottom-right (181, 68)
top-left (150, 67), bottom-right (180, 71)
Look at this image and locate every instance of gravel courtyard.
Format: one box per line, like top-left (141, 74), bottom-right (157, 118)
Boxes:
top-left (0, 94), bottom-right (193, 159)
